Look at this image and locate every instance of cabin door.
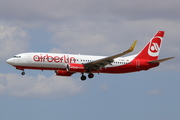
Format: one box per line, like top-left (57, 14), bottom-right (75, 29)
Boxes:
top-left (136, 60), bottom-right (140, 69)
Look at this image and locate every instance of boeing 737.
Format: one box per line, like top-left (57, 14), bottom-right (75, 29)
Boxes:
top-left (6, 31), bottom-right (174, 81)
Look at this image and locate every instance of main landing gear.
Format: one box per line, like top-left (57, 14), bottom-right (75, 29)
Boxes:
top-left (81, 75), bottom-right (86, 81)
top-left (80, 73), bottom-right (94, 81)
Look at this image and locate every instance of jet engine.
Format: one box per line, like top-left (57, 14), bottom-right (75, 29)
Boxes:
top-left (67, 63), bottom-right (85, 72)
top-left (55, 70), bottom-right (73, 76)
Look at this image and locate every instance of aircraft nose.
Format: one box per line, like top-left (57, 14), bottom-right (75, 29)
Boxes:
top-left (6, 58), bottom-right (14, 65)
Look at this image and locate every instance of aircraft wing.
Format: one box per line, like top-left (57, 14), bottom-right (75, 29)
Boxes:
top-left (84, 40), bottom-right (137, 71)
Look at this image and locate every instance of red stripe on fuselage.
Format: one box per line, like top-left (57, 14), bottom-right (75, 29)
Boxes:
top-left (99, 60), bottom-right (159, 73)
top-left (14, 60), bottom-right (159, 74)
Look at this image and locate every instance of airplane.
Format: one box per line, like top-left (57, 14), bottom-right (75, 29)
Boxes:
top-left (6, 31), bottom-right (174, 81)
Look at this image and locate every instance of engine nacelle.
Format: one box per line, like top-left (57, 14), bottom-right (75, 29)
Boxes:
top-left (67, 63), bottom-right (85, 72)
top-left (55, 70), bottom-right (73, 76)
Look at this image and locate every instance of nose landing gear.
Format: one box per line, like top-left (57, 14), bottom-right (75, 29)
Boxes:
top-left (21, 71), bottom-right (25, 75)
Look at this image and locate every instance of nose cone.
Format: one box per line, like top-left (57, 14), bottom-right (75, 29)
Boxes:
top-left (6, 58), bottom-right (14, 65)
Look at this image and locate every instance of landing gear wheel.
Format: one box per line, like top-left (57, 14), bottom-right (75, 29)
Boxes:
top-left (81, 75), bottom-right (86, 81)
top-left (21, 71), bottom-right (25, 75)
top-left (88, 73), bottom-right (94, 78)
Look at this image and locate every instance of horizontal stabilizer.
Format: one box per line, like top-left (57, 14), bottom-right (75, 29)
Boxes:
top-left (148, 57), bottom-right (175, 64)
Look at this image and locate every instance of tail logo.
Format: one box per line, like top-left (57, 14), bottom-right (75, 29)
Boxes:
top-left (148, 37), bottom-right (162, 57)
top-left (150, 43), bottom-right (159, 52)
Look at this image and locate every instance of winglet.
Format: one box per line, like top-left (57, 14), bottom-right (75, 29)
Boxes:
top-left (129, 40), bottom-right (138, 52)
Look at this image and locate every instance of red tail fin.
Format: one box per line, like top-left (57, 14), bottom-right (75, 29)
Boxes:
top-left (135, 31), bottom-right (164, 60)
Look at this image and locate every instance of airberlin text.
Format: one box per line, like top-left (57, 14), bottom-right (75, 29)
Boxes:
top-left (33, 54), bottom-right (76, 63)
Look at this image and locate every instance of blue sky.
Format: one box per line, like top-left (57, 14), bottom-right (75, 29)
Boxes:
top-left (0, 0), bottom-right (180, 120)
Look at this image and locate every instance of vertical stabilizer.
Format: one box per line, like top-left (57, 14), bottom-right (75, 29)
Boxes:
top-left (135, 31), bottom-right (164, 60)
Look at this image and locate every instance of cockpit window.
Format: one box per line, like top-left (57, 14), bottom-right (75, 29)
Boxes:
top-left (13, 56), bottom-right (21, 58)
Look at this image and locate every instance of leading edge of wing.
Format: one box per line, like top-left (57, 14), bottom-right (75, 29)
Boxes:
top-left (84, 40), bottom-right (138, 68)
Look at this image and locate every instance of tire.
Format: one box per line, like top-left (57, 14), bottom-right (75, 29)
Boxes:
top-left (81, 75), bottom-right (86, 81)
top-left (88, 73), bottom-right (94, 78)
top-left (21, 72), bottom-right (25, 75)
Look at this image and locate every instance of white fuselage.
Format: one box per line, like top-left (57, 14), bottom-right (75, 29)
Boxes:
top-left (7, 52), bottom-right (136, 71)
